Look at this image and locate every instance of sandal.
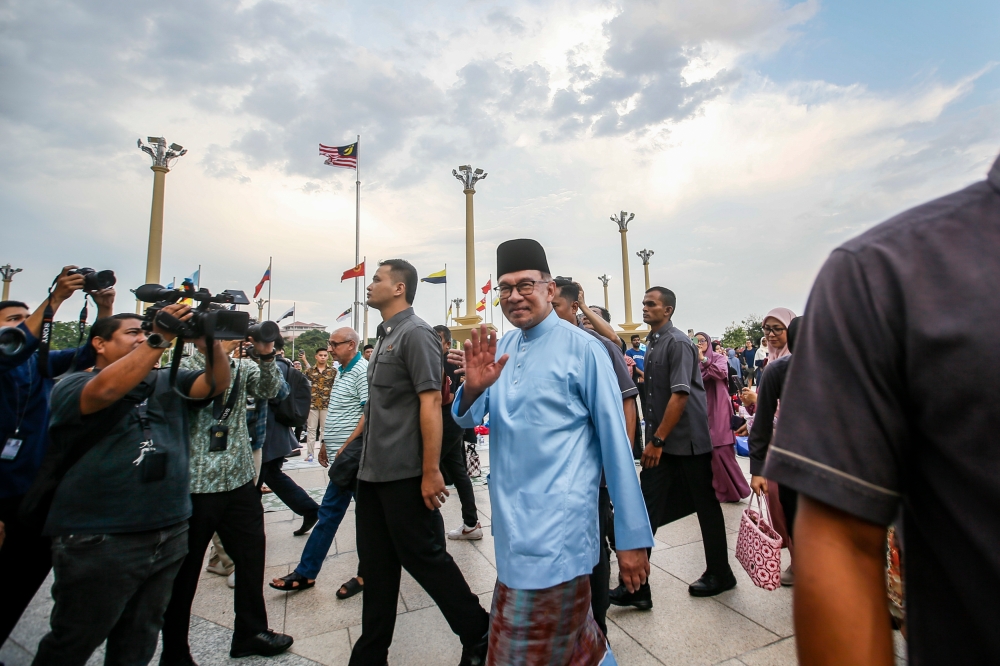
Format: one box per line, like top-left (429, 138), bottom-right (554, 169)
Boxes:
top-left (269, 572), bottom-right (315, 592)
top-left (336, 576), bottom-right (363, 600)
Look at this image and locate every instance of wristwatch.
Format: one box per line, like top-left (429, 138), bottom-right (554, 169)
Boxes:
top-left (651, 435), bottom-right (666, 448)
top-left (146, 333), bottom-right (172, 349)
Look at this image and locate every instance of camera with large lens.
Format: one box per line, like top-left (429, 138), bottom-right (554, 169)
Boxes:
top-left (134, 283), bottom-right (251, 341)
top-left (0, 326), bottom-right (27, 357)
top-left (67, 267), bottom-right (117, 292)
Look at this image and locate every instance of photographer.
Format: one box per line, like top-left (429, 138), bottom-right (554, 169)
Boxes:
top-left (0, 266), bottom-right (113, 646)
top-left (31, 305), bottom-right (230, 665)
top-left (161, 336), bottom-right (293, 662)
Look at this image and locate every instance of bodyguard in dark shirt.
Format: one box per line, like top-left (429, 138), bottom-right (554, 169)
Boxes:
top-left (350, 260), bottom-right (489, 666)
top-left (612, 286), bottom-right (735, 608)
top-left (765, 151), bottom-right (1000, 666)
top-left (34, 308), bottom-right (230, 666)
top-left (0, 268), bottom-right (112, 646)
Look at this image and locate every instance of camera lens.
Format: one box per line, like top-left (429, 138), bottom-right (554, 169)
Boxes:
top-left (0, 326), bottom-right (26, 357)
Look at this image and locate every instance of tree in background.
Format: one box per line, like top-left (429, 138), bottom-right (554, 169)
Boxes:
top-left (50, 321), bottom-right (89, 351)
top-left (720, 314), bottom-right (765, 349)
top-left (287, 328), bottom-right (330, 363)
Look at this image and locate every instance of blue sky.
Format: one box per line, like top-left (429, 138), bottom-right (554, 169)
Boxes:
top-left (1, 0), bottom-right (997, 336)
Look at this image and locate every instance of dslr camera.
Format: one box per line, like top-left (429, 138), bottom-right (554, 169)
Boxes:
top-left (134, 283), bottom-right (251, 341)
top-left (67, 267), bottom-right (117, 292)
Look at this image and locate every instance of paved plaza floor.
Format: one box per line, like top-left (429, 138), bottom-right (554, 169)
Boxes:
top-left (2, 450), bottom-right (907, 665)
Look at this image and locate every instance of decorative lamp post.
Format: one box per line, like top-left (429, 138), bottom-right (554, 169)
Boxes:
top-left (451, 298), bottom-right (464, 326)
top-left (137, 137), bottom-right (187, 311)
top-left (255, 297), bottom-right (268, 323)
top-left (452, 165), bottom-right (487, 325)
top-left (597, 274), bottom-right (611, 311)
top-left (1, 264), bottom-right (23, 301)
top-left (611, 211), bottom-right (640, 331)
top-left (636, 249), bottom-right (654, 291)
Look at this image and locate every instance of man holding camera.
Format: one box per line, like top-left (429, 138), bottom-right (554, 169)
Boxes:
top-left (161, 336), bottom-right (292, 663)
top-left (0, 266), bottom-right (114, 647)
top-left (31, 304), bottom-right (230, 666)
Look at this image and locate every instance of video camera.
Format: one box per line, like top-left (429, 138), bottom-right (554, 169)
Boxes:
top-left (133, 283), bottom-right (251, 341)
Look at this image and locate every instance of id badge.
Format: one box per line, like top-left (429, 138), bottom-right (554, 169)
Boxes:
top-left (140, 450), bottom-right (168, 483)
top-left (209, 424), bottom-right (229, 452)
top-left (2, 437), bottom-right (23, 461)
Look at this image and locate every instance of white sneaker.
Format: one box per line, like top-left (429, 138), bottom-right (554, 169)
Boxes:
top-left (447, 522), bottom-right (483, 540)
top-left (780, 565), bottom-right (794, 587)
top-left (205, 557), bottom-right (234, 577)
top-left (227, 571), bottom-right (236, 589)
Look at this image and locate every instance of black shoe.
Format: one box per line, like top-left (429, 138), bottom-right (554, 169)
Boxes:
top-left (608, 582), bottom-right (652, 610)
top-left (459, 629), bottom-right (488, 666)
top-left (230, 630), bottom-right (293, 658)
top-left (688, 572), bottom-right (737, 597)
top-left (287, 449), bottom-right (302, 457)
top-left (294, 511), bottom-right (319, 536)
top-left (159, 654), bottom-right (198, 666)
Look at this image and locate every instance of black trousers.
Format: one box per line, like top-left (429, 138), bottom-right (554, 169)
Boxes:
top-left (349, 477), bottom-right (489, 666)
top-left (0, 494), bottom-right (52, 645)
top-left (161, 481), bottom-right (268, 655)
top-left (440, 424), bottom-right (479, 528)
top-left (258, 456), bottom-right (319, 517)
top-left (778, 483), bottom-right (799, 540)
top-left (589, 485), bottom-right (612, 638)
top-left (640, 451), bottom-right (731, 577)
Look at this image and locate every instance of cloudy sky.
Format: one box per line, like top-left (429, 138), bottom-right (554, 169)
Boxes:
top-left (2, 0), bottom-right (998, 337)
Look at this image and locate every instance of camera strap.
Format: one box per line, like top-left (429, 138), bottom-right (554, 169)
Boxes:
top-left (212, 363), bottom-right (242, 424)
top-left (37, 297), bottom-right (55, 379)
top-left (136, 400), bottom-right (154, 445)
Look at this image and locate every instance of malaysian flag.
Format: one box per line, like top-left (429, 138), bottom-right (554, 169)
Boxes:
top-left (319, 142), bottom-right (358, 169)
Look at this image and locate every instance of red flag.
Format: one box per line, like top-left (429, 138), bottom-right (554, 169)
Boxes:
top-left (341, 261), bottom-right (365, 281)
top-left (253, 265), bottom-right (271, 298)
top-left (481, 279), bottom-right (491, 294)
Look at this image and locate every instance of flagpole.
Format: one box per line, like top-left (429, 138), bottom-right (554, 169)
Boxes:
top-left (267, 256), bottom-right (272, 320)
top-left (363, 303), bottom-right (369, 345)
top-left (488, 273), bottom-right (493, 326)
top-left (291, 302), bottom-right (296, 360)
top-left (197, 264), bottom-right (201, 289)
top-left (353, 134), bottom-right (361, 335)
top-left (444, 263), bottom-right (448, 325)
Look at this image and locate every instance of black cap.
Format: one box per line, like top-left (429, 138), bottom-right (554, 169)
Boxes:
top-left (496, 239), bottom-right (550, 278)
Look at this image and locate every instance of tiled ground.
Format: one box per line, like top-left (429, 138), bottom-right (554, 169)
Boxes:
top-left (2, 450), bottom-right (907, 665)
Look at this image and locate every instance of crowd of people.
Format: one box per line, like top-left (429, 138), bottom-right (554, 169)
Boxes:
top-left (1, 151), bottom-right (999, 665)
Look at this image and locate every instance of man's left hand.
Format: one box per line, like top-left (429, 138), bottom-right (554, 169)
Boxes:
top-left (91, 287), bottom-right (116, 310)
top-left (641, 442), bottom-right (663, 469)
top-left (421, 468), bottom-right (450, 510)
top-left (318, 446), bottom-right (329, 468)
top-left (446, 348), bottom-right (466, 375)
top-left (616, 548), bottom-right (650, 593)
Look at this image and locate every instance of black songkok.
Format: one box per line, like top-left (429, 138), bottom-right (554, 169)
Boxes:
top-left (496, 239), bottom-right (550, 278)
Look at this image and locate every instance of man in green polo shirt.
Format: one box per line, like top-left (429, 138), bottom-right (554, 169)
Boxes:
top-left (270, 326), bottom-right (368, 593)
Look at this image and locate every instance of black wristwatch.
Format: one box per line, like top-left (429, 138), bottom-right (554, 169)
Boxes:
top-left (146, 333), bottom-right (172, 349)
top-left (651, 435), bottom-right (665, 448)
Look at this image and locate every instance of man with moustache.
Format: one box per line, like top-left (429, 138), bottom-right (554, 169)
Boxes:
top-left (454, 239), bottom-right (653, 665)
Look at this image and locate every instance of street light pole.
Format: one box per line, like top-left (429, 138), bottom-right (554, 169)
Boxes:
top-left (255, 297), bottom-right (268, 322)
top-left (0, 264), bottom-right (23, 301)
top-left (597, 274), bottom-right (611, 311)
top-left (451, 298), bottom-right (464, 326)
top-left (611, 211), bottom-right (640, 331)
top-left (452, 165), bottom-right (487, 325)
top-left (636, 249), bottom-right (654, 291)
top-left (137, 137), bottom-right (187, 312)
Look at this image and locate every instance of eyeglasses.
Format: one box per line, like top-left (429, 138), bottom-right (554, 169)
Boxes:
top-left (328, 340), bottom-right (353, 348)
top-left (763, 326), bottom-right (786, 335)
top-left (495, 280), bottom-right (550, 298)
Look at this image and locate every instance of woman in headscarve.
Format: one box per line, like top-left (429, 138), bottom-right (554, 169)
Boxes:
top-left (726, 347), bottom-right (742, 380)
top-left (695, 332), bottom-right (751, 502)
top-left (762, 307), bottom-right (796, 363)
top-left (753, 336), bottom-right (768, 384)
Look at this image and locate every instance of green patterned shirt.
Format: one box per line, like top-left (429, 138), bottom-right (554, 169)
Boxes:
top-left (181, 353), bottom-right (283, 493)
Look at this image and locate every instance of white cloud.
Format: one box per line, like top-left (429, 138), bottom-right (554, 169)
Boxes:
top-left (0, 0), bottom-right (996, 338)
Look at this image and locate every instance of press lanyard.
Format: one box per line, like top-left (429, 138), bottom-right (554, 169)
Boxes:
top-left (212, 364), bottom-right (242, 425)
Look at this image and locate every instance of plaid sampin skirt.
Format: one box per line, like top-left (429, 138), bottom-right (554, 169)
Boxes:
top-left (488, 575), bottom-right (610, 666)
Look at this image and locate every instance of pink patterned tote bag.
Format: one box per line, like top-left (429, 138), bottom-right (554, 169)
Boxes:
top-left (735, 491), bottom-right (783, 591)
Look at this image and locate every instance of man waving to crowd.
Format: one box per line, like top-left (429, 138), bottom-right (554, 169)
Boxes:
top-left (454, 238), bottom-right (653, 665)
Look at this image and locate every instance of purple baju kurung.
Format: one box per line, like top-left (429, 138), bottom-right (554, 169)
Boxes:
top-left (700, 348), bottom-right (750, 502)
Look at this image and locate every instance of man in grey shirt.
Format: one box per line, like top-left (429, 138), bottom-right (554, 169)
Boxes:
top-left (611, 286), bottom-right (735, 610)
top-left (350, 259), bottom-right (489, 666)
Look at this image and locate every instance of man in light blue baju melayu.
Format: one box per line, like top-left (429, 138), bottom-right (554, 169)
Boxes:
top-left (454, 238), bottom-right (654, 666)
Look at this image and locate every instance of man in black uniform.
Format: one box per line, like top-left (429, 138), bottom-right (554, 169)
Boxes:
top-left (611, 286), bottom-right (735, 609)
